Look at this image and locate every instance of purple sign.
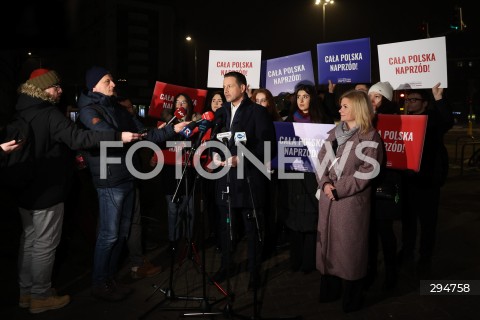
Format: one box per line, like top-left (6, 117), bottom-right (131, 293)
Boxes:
top-left (317, 38), bottom-right (371, 85)
top-left (263, 51), bottom-right (315, 96)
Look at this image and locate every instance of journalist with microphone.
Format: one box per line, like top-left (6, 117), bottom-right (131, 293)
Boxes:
top-left (211, 71), bottom-right (276, 290)
top-left (77, 67), bottom-right (189, 301)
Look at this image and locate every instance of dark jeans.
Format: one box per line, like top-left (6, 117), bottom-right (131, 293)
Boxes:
top-left (92, 181), bottom-right (135, 286)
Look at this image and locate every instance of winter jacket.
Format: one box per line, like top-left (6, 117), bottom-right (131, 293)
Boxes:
top-left (77, 91), bottom-right (176, 188)
top-left (7, 84), bottom-right (121, 209)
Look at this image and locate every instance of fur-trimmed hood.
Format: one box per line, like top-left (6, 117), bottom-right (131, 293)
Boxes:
top-left (17, 83), bottom-right (58, 105)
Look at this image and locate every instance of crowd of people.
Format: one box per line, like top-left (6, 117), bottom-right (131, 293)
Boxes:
top-left (0, 66), bottom-right (453, 314)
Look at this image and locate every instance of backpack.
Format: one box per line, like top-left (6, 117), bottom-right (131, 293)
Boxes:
top-left (1, 112), bottom-right (37, 189)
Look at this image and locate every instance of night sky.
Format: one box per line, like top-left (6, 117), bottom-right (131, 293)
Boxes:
top-left (180, 0), bottom-right (475, 58)
top-left (176, 0), bottom-right (476, 86)
top-left (0, 0), bottom-right (477, 95)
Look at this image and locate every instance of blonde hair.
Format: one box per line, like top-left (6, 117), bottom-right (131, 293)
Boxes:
top-left (338, 89), bottom-right (374, 134)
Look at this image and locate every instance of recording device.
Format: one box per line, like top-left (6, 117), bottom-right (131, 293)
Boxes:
top-left (332, 189), bottom-right (339, 201)
top-left (234, 132), bottom-right (247, 145)
top-left (179, 111), bottom-right (215, 139)
top-left (167, 106), bottom-right (187, 125)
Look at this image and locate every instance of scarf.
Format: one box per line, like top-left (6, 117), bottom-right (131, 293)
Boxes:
top-left (293, 110), bottom-right (311, 123)
top-left (334, 121), bottom-right (359, 147)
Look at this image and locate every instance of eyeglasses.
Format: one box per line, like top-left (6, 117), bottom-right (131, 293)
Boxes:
top-left (49, 84), bottom-right (61, 90)
top-left (255, 98), bottom-right (267, 104)
top-left (405, 98), bottom-right (423, 103)
top-left (175, 100), bottom-right (187, 106)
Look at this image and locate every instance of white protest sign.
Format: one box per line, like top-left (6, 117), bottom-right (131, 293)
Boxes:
top-left (377, 37), bottom-right (448, 90)
top-left (207, 50), bottom-right (262, 89)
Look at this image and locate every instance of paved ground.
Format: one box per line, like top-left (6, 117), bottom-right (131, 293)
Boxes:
top-left (1, 126), bottom-right (479, 320)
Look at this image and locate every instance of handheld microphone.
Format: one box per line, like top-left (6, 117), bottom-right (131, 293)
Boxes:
top-left (167, 106), bottom-right (187, 125)
top-left (234, 132), bottom-right (247, 145)
top-left (180, 111), bottom-right (215, 139)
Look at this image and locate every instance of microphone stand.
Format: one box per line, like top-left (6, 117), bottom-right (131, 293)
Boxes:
top-left (179, 129), bottom-right (231, 318)
top-left (230, 139), bottom-right (301, 320)
top-left (139, 130), bottom-right (218, 319)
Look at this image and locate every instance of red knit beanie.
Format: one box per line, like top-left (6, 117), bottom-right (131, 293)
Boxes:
top-left (27, 68), bottom-right (61, 90)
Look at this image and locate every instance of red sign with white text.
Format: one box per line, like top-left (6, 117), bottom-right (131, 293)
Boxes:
top-left (149, 81), bottom-right (207, 119)
top-left (376, 114), bottom-right (428, 172)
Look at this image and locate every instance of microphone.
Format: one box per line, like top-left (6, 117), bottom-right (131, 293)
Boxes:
top-left (167, 106), bottom-right (187, 125)
top-left (234, 132), bottom-right (247, 145)
top-left (180, 111), bottom-right (215, 139)
top-left (217, 130), bottom-right (232, 143)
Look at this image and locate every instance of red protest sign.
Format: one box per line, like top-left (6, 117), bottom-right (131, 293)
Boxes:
top-left (376, 114), bottom-right (428, 172)
top-left (149, 81), bottom-right (207, 119)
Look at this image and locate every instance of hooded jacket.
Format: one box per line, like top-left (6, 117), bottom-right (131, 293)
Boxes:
top-left (10, 82), bottom-right (121, 210)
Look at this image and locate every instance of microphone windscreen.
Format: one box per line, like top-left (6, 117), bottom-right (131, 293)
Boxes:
top-left (174, 107), bottom-right (187, 120)
top-left (202, 111), bottom-right (215, 122)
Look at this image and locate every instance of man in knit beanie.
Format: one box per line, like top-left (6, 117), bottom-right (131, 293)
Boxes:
top-left (11, 68), bottom-right (142, 313)
top-left (85, 66), bottom-right (110, 92)
top-left (77, 66), bottom-right (189, 301)
top-left (26, 68), bottom-right (61, 90)
top-left (23, 68), bottom-right (63, 104)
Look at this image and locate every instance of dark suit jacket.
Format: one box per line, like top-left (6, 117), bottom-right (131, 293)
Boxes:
top-left (215, 95), bottom-right (276, 209)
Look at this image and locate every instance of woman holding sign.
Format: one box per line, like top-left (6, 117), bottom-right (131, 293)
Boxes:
top-left (366, 81), bottom-right (402, 291)
top-left (315, 89), bottom-right (383, 313)
top-left (280, 83), bottom-right (331, 274)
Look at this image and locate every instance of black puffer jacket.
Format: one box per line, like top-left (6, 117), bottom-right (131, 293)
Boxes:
top-left (10, 84), bottom-right (121, 210)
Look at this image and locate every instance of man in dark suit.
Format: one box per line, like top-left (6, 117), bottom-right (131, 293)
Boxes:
top-left (212, 71), bottom-right (276, 289)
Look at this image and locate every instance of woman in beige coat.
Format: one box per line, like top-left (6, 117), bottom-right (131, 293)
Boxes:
top-left (315, 89), bottom-right (383, 312)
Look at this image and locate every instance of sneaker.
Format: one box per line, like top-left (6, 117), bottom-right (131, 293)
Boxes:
top-left (29, 294), bottom-right (70, 314)
top-left (19, 294), bottom-right (31, 308)
top-left (131, 258), bottom-right (162, 279)
top-left (91, 282), bottom-right (130, 302)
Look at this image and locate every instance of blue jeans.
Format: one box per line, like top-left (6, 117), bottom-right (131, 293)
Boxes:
top-left (127, 186), bottom-right (144, 267)
top-left (92, 181), bottom-right (134, 286)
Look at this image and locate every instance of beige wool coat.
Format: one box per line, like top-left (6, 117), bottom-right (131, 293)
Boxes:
top-left (316, 126), bottom-right (384, 281)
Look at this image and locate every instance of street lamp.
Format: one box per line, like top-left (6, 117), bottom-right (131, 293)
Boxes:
top-left (315, 0), bottom-right (334, 42)
top-left (186, 35), bottom-right (198, 87)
